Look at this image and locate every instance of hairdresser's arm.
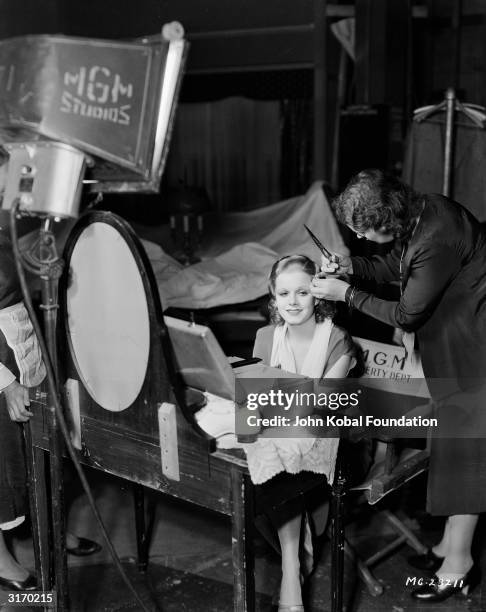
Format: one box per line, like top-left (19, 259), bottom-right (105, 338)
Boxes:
top-left (352, 242), bottom-right (461, 332)
top-left (321, 242), bottom-right (401, 283)
top-left (350, 241), bottom-right (402, 284)
top-left (313, 242), bottom-right (461, 332)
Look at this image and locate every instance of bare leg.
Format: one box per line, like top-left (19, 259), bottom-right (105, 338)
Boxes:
top-left (299, 500), bottom-right (330, 575)
top-left (0, 529), bottom-right (29, 581)
top-left (311, 500), bottom-right (329, 538)
top-left (278, 514), bottom-right (303, 607)
top-left (432, 516), bottom-right (450, 557)
top-left (437, 514), bottom-right (478, 576)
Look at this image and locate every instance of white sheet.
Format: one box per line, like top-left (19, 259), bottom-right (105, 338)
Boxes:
top-left (200, 181), bottom-right (347, 257)
top-left (151, 182), bottom-right (348, 309)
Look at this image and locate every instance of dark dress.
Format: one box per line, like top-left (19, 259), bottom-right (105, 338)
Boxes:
top-left (0, 232), bottom-right (28, 526)
top-left (350, 194), bottom-right (486, 515)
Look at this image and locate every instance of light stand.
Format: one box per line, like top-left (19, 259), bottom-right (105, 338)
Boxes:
top-left (11, 206), bottom-right (68, 608)
top-left (34, 220), bottom-right (67, 607)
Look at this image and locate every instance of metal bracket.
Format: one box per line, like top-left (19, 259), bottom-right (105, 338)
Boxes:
top-left (158, 402), bottom-right (180, 481)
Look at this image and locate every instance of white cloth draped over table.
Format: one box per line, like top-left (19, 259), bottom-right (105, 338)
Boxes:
top-left (243, 320), bottom-right (340, 486)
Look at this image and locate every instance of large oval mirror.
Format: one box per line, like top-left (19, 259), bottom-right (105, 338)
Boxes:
top-left (66, 220), bottom-right (150, 411)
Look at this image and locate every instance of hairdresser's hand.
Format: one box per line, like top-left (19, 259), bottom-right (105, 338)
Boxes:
top-left (311, 277), bottom-right (349, 302)
top-left (3, 380), bottom-right (32, 422)
top-left (318, 252), bottom-right (353, 277)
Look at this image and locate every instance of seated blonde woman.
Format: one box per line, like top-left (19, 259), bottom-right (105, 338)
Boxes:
top-left (244, 254), bottom-right (356, 612)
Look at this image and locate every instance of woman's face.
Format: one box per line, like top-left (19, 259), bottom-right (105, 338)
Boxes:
top-left (347, 225), bottom-right (395, 243)
top-left (275, 267), bottom-right (315, 326)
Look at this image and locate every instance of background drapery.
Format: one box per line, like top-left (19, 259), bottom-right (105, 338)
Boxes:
top-left (165, 96), bottom-right (282, 211)
top-left (403, 119), bottom-right (486, 222)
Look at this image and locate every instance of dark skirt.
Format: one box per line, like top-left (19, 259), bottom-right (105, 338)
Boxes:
top-left (253, 439), bottom-right (372, 528)
top-left (426, 385), bottom-right (486, 515)
top-left (427, 437), bottom-right (486, 516)
top-left (254, 470), bottom-right (328, 528)
top-left (0, 401), bottom-right (27, 525)
top-left (0, 331), bottom-right (26, 527)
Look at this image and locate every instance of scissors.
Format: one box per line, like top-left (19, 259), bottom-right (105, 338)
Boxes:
top-left (303, 224), bottom-right (334, 260)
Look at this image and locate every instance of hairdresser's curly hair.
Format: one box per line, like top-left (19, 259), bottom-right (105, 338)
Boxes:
top-left (267, 254), bottom-right (336, 325)
top-left (332, 169), bottom-right (423, 237)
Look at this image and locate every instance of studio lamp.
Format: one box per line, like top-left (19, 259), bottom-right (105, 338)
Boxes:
top-left (2, 140), bottom-right (91, 367)
top-left (1, 140), bottom-right (92, 369)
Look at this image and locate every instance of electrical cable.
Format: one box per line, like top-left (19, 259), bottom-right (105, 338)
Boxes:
top-left (9, 202), bottom-right (158, 612)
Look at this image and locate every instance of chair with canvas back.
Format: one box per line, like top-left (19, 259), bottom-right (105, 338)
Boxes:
top-left (329, 336), bottom-right (431, 611)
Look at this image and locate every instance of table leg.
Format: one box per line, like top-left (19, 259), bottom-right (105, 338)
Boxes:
top-left (230, 466), bottom-right (255, 612)
top-left (331, 462), bottom-right (346, 612)
top-left (24, 426), bottom-right (51, 592)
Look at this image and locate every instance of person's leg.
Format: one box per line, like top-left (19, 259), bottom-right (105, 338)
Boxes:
top-left (437, 514), bottom-right (478, 576)
top-left (431, 516), bottom-right (450, 557)
top-left (278, 514), bottom-right (303, 607)
top-left (412, 513), bottom-right (480, 601)
top-left (310, 500), bottom-right (329, 538)
top-left (296, 499), bottom-right (330, 576)
top-left (63, 463), bottom-right (101, 556)
top-left (0, 391), bottom-right (32, 584)
top-left (0, 529), bottom-right (29, 582)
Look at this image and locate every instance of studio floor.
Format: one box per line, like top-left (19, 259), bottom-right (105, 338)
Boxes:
top-left (1, 469), bottom-right (485, 612)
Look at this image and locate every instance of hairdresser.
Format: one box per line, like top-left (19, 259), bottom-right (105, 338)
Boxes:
top-left (310, 168), bottom-right (486, 603)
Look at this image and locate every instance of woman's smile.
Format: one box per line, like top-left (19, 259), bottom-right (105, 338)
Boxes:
top-left (275, 268), bottom-right (315, 325)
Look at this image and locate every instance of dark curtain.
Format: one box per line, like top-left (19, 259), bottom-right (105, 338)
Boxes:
top-left (280, 98), bottom-right (313, 199)
top-left (165, 97), bottom-right (282, 211)
top-left (403, 118), bottom-right (486, 222)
